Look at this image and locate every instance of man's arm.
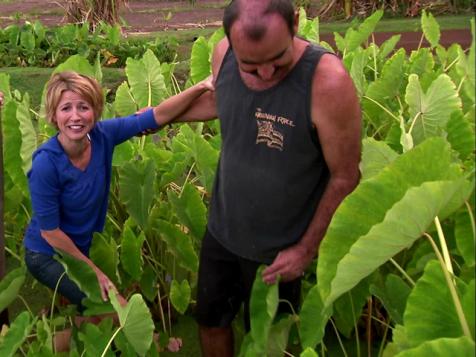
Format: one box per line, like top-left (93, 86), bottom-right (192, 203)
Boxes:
top-left (263, 53), bottom-right (361, 283)
top-left (172, 38), bottom-right (230, 123)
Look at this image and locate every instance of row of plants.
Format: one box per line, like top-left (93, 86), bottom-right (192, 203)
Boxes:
top-left (0, 20), bottom-right (177, 67)
top-left (0, 8), bottom-right (474, 356)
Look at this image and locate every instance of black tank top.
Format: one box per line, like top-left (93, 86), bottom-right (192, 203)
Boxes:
top-left (209, 43), bottom-right (330, 263)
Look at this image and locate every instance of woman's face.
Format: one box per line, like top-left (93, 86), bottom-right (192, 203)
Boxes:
top-left (54, 90), bottom-right (95, 144)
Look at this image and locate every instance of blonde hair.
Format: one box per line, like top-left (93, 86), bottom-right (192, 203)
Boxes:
top-left (45, 71), bottom-right (104, 128)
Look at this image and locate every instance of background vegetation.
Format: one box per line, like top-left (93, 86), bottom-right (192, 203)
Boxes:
top-left (0, 1), bottom-right (474, 356)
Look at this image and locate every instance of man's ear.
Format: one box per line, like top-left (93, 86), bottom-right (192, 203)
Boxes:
top-left (293, 10), bottom-right (299, 35)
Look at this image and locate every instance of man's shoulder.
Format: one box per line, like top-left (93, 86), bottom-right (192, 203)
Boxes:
top-left (312, 53), bottom-right (352, 94)
top-left (211, 38), bottom-right (231, 75)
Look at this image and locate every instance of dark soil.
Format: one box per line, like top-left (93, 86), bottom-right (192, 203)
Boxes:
top-left (0, 0), bottom-right (472, 51)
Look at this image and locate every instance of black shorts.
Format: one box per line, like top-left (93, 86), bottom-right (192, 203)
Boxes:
top-left (195, 229), bottom-right (301, 330)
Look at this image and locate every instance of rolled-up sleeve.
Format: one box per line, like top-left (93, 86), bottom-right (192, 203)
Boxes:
top-left (99, 109), bottom-right (160, 146)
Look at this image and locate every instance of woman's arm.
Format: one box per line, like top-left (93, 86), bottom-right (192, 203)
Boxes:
top-left (152, 76), bottom-right (215, 126)
top-left (41, 228), bottom-right (123, 303)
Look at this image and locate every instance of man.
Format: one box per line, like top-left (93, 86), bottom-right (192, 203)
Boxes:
top-left (177, 0), bottom-right (361, 355)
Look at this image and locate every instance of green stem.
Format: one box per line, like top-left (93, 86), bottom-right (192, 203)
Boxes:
top-left (101, 326), bottom-right (123, 357)
top-left (17, 294), bottom-right (34, 316)
top-left (407, 111), bottom-right (421, 136)
top-left (464, 201), bottom-right (476, 242)
top-left (362, 96), bottom-right (400, 123)
top-left (417, 32), bottom-right (424, 51)
top-left (179, 162), bottom-right (195, 197)
top-left (434, 216), bottom-right (454, 276)
top-left (50, 272), bottom-right (67, 323)
top-left (349, 292), bottom-right (360, 357)
top-left (444, 56), bottom-right (460, 73)
top-left (5, 246), bottom-right (22, 262)
top-left (157, 287), bottom-right (168, 334)
top-left (377, 317), bottom-right (390, 357)
top-left (372, 34), bottom-right (378, 82)
top-left (389, 258), bottom-right (415, 286)
top-left (424, 233), bottom-right (472, 339)
top-left (329, 318), bottom-right (348, 357)
top-left (366, 297), bottom-right (372, 357)
top-left (106, 213), bottom-right (122, 232)
top-left (456, 76), bottom-right (466, 95)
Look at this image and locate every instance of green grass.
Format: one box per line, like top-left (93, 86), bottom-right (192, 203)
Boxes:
top-left (133, 1), bottom-right (227, 14)
top-left (320, 14), bottom-right (473, 34)
top-left (5, 67), bottom-right (126, 111)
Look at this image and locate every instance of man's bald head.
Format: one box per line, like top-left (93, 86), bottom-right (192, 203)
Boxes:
top-left (223, 0), bottom-right (296, 42)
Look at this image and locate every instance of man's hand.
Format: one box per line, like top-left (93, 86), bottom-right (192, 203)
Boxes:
top-left (262, 244), bottom-right (315, 284)
top-left (0, 91), bottom-right (4, 107)
top-left (94, 268), bottom-right (118, 302)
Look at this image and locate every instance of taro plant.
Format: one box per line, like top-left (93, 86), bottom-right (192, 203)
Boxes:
top-left (233, 8), bottom-right (475, 357)
top-left (1, 7), bottom-right (474, 356)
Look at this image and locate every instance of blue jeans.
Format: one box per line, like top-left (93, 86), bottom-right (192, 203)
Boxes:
top-left (24, 248), bottom-right (86, 312)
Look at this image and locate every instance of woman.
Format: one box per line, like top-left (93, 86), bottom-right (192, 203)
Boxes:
top-left (2, 71), bottom-right (213, 351)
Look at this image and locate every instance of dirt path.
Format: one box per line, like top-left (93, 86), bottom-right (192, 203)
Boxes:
top-left (0, 0), bottom-right (472, 51)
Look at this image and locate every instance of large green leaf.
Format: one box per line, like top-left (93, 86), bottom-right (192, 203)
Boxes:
top-left (158, 150), bottom-right (191, 188)
top-left (0, 73), bottom-right (12, 100)
top-left (190, 36), bottom-right (211, 83)
top-left (52, 54), bottom-right (96, 77)
top-left (114, 82), bottom-right (137, 117)
top-left (421, 10), bottom-right (440, 48)
top-left (370, 274), bottom-right (411, 325)
top-left (78, 318), bottom-right (115, 357)
top-left (112, 140), bottom-right (134, 167)
top-left (90, 232), bottom-right (119, 284)
top-left (454, 208), bottom-right (475, 267)
top-left (301, 348), bottom-right (319, 357)
top-left (120, 224), bottom-right (145, 281)
top-left (125, 49), bottom-right (166, 108)
top-left (109, 292), bottom-right (154, 357)
top-left (156, 220), bottom-right (199, 272)
top-left (344, 10), bottom-right (383, 52)
top-left (349, 48), bottom-right (369, 98)
top-left (139, 264), bottom-right (158, 303)
top-left (406, 74), bottom-right (461, 145)
top-left (360, 138), bottom-right (398, 180)
top-left (248, 266), bottom-right (279, 355)
top-left (363, 49), bottom-right (406, 129)
top-left (266, 315), bottom-right (295, 357)
top-left (0, 266), bottom-right (26, 312)
top-left (378, 34), bottom-right (401, 60)
top-left (333, 278), bottom-right (370, 337)
top-left (20, 29), bottom-right (35, 51)
top-left (299, 285), bottom-right (331, 349)
top-left (0, 311), bottom-right (34, 357)
top-left (173, 124), bottom-right (219, 193)
top-left (16, 94), bottom-right (37, 174)
top-left (404, 260), bottom-right (470, 346)
top-left (119, 159), bottom-right (156, 228)
top-left (408, 48), bottom-right (435, 78)
top-left (55, 250), bottom-right (103, 304)
top-left (318, 137), bottom-right (461, 304)
top-left (167, 182), bottom-right (207, 240)
top-left (396, 336), bottom-right (475, 357)
top-left (170, 279), bottom-right (191, 314)
top-left (326, 178), bottom-right (470, 306)
top-left (3, 101), bottom-right (28, 197)
top-left (446, 110), bottom-right (475, 162)
top-left (462, 279), bottom-right (475, 338)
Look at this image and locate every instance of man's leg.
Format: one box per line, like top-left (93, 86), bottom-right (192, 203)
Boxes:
top-left (195, 230), bottom-right (243, 357)
top-left (199, 325), bottom-right (234, 357)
